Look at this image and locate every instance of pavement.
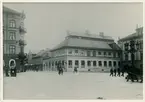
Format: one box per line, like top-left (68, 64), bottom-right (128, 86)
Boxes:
top-left (3, 71), bottom-right (143, 100)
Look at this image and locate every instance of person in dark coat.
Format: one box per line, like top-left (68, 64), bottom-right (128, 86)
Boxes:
top-left (110, 68), bottom-right (113, 77)
top-left (114, 69), bottom-right (117, 77)
top-left (57, 63), bottom-right (63, 75)
top-left (5, 65), bottom-right (9, 77)
top-left (117, 68), bottom-right (121, 77)
top-left (121, 68), bottom-right (125, 77)
top-left (73, 66), bottom-right (78, 73)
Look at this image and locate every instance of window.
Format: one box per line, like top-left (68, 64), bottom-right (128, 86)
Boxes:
top-left (75, 49), bottom-right (78, 53)
top-left (49, 62), bottom-right (51, 67)
top-left (140, 41), bottom-right (143, 49)
top-left (68, 49), bottom-right (72, 54)
top-left (55, 62), bottom-right (57, 66)
top-left (125, 54), bottom-right (128, 61)
top-left (104, 61), bottom-right (107, 67)
top-left (98, 52), bottom-right (101, 55)
top-left (118, 52), bottom-right (120, 57)
top-left (81, 60), bottom-right (85, 68)
top-left (113, 61), bottom-right (116, 67)
top-left (93, 61), bottom-right (96, 66)
top-left (113, 52), bottom-right (116, 57)
top-left (108, 52), bottom-right (111, 56)
top-left (9, 20), bottom-right (16, 28)
top-left (52, 62), bottom-right (54, 66)
top-left (118, 61), bottom-right (120, 67)
top-left (140, 53), bottom-right (143, 60)
top-left (68, 60), bottom-right (72, 68)
top-left (62, 60), bottom-right (64, 65)
top-left (104, 52), bottom-right (106, 55)
top-left (109, 61), bottom-right (112, 67)
top-left (93, 51), bottom-right (96, 57)
top-left (80, 50), bottom-right (84, 55)
top-left (9, 45), bottom-right (16, 54)
top-left (99, 61), bottom-right (102, 66)
top-left (9, 32), bottom-right (16, 40)
top-left (87, 61), bottom-right (91, 66)
top-left (87, 51), bottom-right (91, 56)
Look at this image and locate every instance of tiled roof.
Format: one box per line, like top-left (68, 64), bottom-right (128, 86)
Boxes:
top-left (68, 32), bottom-right (114, 41)
top-left (118, 27), bottom-right (143, 41)
top-left (34, 48), bottom-right (51, 58)
top-left (51, 37), bottom-right (120, 51)
top-left (3, 6), bottom-right (21, 15)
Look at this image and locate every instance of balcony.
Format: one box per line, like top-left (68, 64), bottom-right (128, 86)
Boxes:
top-left (19, 26), bottom-right (27, 34)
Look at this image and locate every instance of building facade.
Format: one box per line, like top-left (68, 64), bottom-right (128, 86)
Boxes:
top-left (3, 6), bottom-right (26, 69)
top-left (43, 31), bottom-right (121, 72)
top-left (118, 27), bottom-right (143, 69)
top-left (27, 49), bottom-right (51, 71)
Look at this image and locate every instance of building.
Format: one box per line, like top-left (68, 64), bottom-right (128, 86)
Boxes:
top-left (28, 48), bottom-right (51, 71)
top-left (118, 27), bottom-right (143, 69)
top-left (43, 31), bottom-right (121, 72)
top-left (3, 6), bottom-right (27, 70)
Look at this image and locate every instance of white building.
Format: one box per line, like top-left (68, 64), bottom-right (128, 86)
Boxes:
top-left (43, 31), bottom-right (121, 72)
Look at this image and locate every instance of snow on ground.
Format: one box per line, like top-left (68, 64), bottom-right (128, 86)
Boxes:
top-left (3, 71), bottom-right (143, 100)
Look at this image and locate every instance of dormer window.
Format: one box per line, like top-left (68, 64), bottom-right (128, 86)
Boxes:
top-left (75, 49), bottom-right (78, 53)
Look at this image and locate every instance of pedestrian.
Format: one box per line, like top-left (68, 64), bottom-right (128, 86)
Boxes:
top-left (57, 63), bottom-right (63, 75)
top-left (73, 66), bottom-right (78, 73)
top-left (117, 68), bottom-right (120, 77)
top-left (114, 68), bottom-right (116, 77)
top-left (5, 65), bottom-right (9, 77)
top-left (121, 69), bottom-right (124, 77)
top-left (110, 68), bottom-right (113, 77)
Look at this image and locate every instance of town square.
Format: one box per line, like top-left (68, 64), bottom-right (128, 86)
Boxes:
top-left (2, 2), bottom-right (143, 100)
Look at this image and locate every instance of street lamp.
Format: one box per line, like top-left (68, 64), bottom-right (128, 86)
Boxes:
top-left (124, 39), bottom-right (140, 67)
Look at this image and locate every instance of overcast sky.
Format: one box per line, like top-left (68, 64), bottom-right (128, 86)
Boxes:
top-left (4, 2), bottom-right (143, 53)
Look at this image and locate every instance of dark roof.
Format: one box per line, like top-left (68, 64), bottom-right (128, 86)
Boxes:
top-left (34, 48), bottom-right (51, 58)
top-left (109, 43), bottom-right (121, 50)
top-left (68, 32), bottom-right (114, 41)
top-left (3, 6), bottom-right (21, 15)
top-left (51, 37), bottom-right (120, 51)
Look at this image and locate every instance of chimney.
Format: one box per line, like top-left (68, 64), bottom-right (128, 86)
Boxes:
top-left (99, 32), bottom-right (104, 37)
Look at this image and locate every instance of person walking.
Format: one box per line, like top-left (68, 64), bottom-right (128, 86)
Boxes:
top-left (73, 66), bottom-right (78, 73)
top-left (5, 65), bottom-right (9, 77)
top-left (117, 68), bottom-right (121, 77)
top-left (114, 68), bottom-right (117, 77)
top-left (110, 68), bottom-right (113, 77)
top-left (121, 68), bottom-right (125, 77)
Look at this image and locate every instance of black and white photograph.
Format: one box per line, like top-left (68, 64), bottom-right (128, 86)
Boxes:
top-left (2, 1), bottom-right (143, 100)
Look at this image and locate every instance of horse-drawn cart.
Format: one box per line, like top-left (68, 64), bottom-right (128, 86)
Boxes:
top-left (125, 66), bottom-right (143, 83)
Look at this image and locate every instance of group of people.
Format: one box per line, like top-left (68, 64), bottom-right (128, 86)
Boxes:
top-left (110, 68), bottom-right (124, 77)
top-left (57, 63), bottom-right (79, 75)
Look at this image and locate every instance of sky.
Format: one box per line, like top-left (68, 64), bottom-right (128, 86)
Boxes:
top-left (3, 2), bottom-right (143, 53)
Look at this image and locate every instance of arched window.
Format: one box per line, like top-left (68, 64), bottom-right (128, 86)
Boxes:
top-left (9, 20), bottom-right (16, 28)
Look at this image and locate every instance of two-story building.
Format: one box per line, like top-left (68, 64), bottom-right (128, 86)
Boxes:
top-left (118, 27), bottom-right (143, 69)
top-left (3, 6), bottom-right (27, 70)
top-left (43, 31), bottom-right (121, 72)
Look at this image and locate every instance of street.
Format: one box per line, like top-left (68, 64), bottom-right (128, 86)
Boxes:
top-left (3, 71), bottom-right (143, 100)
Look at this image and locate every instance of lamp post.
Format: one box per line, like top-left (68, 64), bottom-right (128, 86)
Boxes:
top-left (124, 40), bottom-right (139, 68)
